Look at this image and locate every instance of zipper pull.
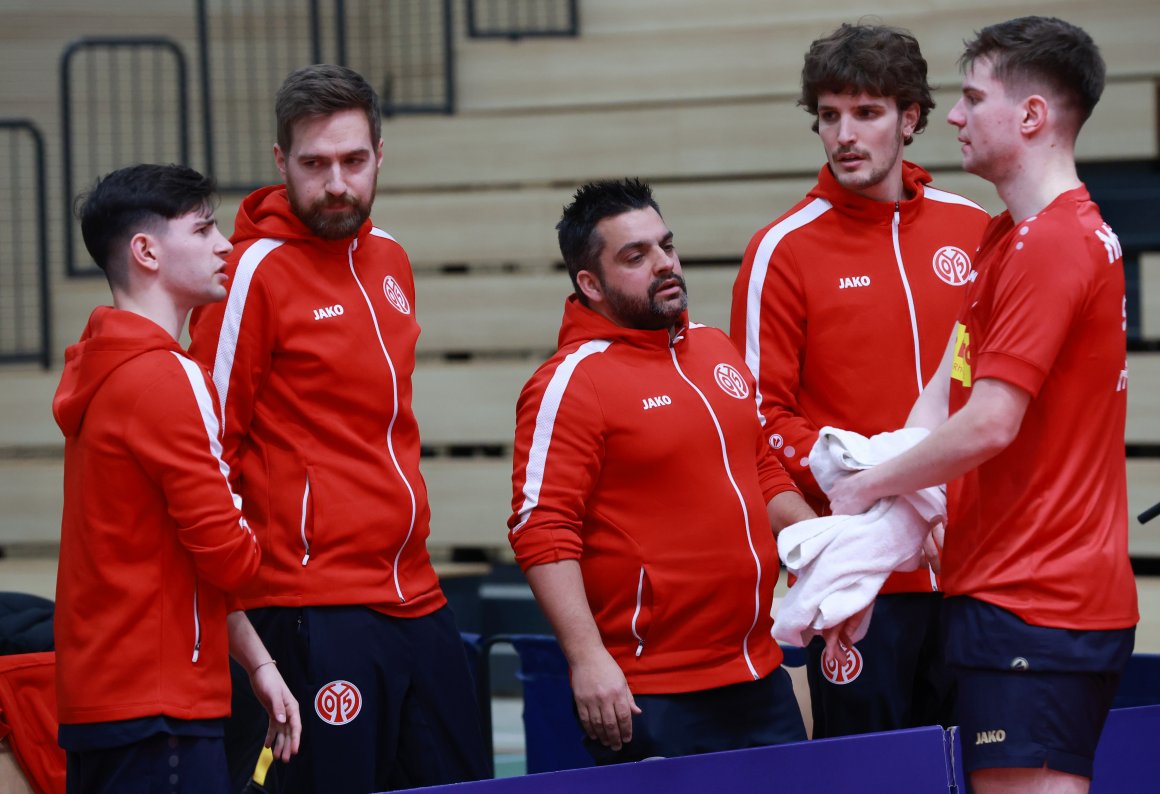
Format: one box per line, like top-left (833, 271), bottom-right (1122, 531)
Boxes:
top-left (635, 640), bottom-right (644, 658)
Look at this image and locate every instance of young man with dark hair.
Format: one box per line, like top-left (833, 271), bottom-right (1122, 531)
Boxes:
top-left (510, 178), bottom-right (815, 763)
top-left (830, 16), bottom-right (1138, 794)
top-left (190, 65), bottom-right (488, 792)
top-left (55, 163), bottom-right (299, 792)
top-left (729, 22), bottom-right (989, 738)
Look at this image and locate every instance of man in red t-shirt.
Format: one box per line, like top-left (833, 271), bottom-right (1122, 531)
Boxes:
top-left (829, 16), bottom-right (1138, 794)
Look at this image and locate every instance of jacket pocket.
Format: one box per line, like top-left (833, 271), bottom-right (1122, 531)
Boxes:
top-left (630, 565), bottom-right (654, 657)
top-left (298, 470), bottom-right (313, 566)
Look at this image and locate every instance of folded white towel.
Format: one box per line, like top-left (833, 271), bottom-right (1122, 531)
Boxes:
top-left (772, 426), bottom-right (945, 648)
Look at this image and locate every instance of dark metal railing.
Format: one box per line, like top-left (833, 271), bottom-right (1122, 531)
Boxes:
top-left (197, 0), bottom-right (454, 192)
top-left (0, 120), bottom-right (50, 368)
top-left (466, 0), bottom-right (578, 39)
top-left (60, 37), bottom-right (189, 277)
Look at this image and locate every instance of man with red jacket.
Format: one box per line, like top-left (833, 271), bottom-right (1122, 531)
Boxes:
top-left (55, 164), bottom-right (298, 791)
top-left (190, 66), bottom-right (488, 791)
top-left (730, 23), bottom-right (990, 737)
top-left (510, 178), bottom-right (815, 763)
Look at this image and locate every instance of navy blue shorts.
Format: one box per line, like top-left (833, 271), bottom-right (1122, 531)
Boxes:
top-left (806, 591), bottom-right (951, 738)
top-left (943, 596), bottom-right (1135, 778)
top-left (247, 604), bottom-right (489, 793)
top-left (954, 664), bottom-right (1120, 777)
top-left (583, 666), bottom-right (806, 764)
top-left (66, 733), bottom-right (228, 794)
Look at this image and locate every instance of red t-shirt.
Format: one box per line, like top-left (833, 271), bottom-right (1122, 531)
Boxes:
top-left (942, 186), bottom-right (1138, 630)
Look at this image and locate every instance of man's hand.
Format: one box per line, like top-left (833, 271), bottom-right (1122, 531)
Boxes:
top-left (827, 470), bottom-right (879, 516)
top-left (570, 648), bottom-right (641, 751)
top-left (249, 662), bottom-right (302, 762)
top-left (820, 603), bottom-right (873, 668)
top-left (922, 521), bottom-right (945, 575)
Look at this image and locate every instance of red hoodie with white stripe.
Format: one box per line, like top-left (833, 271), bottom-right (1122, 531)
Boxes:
top-left (730, 162), bottom-right (989, 594)
top-left (509, 297), bottom-right (798, 694)
top-left (53, 307), bottom-right (259, 725)
top-left (189, 186), bottom-right (445, 616)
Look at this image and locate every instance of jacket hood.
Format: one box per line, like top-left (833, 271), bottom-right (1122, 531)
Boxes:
top-left (232, 185), bottom-right (372, 249)
top-left (809, 161), bottom-right (932, 224)
top-left (556, 294), bottom-right (689, 351)
top-left (53, 307), bottom-right (183, 437)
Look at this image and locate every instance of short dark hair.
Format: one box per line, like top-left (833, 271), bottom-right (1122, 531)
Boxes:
top-left (76, 163), bottom-right (216, 285)
top-left (960, 16), bottom-right (1104, 127)
top-left (556, 178), bottom-right (661, 304)
top-left (799, 23), bottom-right (934, 144)
top-left (275, 64), bottom-right (381, 152)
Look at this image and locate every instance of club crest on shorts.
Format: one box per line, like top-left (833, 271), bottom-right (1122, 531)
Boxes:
top-left (315, 679), bottom-right (362, 725)
top-left (820, 644), bottom-right (863, 685)
top-left (932, 245), bottom-right (972, 286)
top-left (383, 275), bottom-right (412, 315)
top-left (714, 363), bottom-right (749, 399)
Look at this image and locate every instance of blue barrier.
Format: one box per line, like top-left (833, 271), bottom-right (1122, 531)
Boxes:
top-left (481, 634), bottom-right (594, 775)
top-left (402, 726), bottom-right (953, 793)
top-left (1091, 705), bottom-right (1160, 792)
top-left (403, 709), bottom-right (1160, 794)
top-left (1112, 653), bottom-right (1160, 708)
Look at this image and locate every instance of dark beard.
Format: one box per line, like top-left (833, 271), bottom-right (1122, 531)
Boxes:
top-left (602, 273), bottom-right (689, 330)
top-left (288, 187), bottom-right (372, 241)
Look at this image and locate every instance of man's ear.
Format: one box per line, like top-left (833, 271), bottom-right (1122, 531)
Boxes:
top-left (1021, 95), bottom-right (1048, 136)
top-left (128, 231), bottom-right (160, 274)
top-left (274, 143), bottom-right (288, 179)
top-left (900, 101), bottom-right (921, 140)
top-left (576, 270), bottom-right (603, 304)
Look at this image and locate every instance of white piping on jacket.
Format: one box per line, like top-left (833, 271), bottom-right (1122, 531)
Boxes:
top-left (348, 233), bottom-right (415, 603)
top-left (631, 567), bottom-right (646, 657)
top-left (668, 342), bottom-right (762, 680)
top-left (300, 475), bottom-right (311, 566)
top-left (891, 205), bottom-right (925, 395)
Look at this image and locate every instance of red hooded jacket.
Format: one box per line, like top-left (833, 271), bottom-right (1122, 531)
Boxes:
top-left (53, 308), bottom-right (259, 726)
top-left (730, 163), bottom-right (989, 594)
top-left (190, 186), bottom-right (445, 616)
top-left (510, 297), bottom-right (798, 694)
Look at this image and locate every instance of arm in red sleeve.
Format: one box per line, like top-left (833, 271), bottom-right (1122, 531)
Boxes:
top-left (189, 265), bottom-right (278, 478)
top-left (731, 232), bottom-right (824, 502)
top-left (129, 360), bottom-right (260, 591)
top-left (508, 359), bottom-right (605, 570)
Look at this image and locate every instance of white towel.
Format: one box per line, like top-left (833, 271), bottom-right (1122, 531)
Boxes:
top-left (772, 426), bottom-right (945, 648)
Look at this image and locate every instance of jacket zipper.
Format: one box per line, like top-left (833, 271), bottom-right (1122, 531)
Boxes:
top-left (895, 203), bottom-right (940, 589)
top-left (346, 238), bottom-right (416, 604)
top-left (668, 340), bottom-right (761, 680)
top-left (300, 474), bottom-right (311, 566)
top-left (891, 203), bottom-right (925, 395)
top-left (631, 567), bottom-right (646, 657)
top-left (191, 586), bottom-right (201, 663)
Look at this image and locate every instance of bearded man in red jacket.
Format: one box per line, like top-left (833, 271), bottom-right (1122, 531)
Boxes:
top-left (510, 178), bottom-right (817, 763)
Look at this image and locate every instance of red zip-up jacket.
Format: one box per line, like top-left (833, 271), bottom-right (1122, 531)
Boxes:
top-left (509, 297), bottom-right (799, 694)
top-left (53, 308), bottom-right (259, 726)
top-left (189, 186), bottom-right (445, 616)
top-left (730, 162), bottom-right (988, 594)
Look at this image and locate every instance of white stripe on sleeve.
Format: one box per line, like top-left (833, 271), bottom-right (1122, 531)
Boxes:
top-left (211, 238), bottom-right (283, 421)
top-left (743, 199), bottom-right (831, 421)
top-left (511, 339), bottom-right (611, 533)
